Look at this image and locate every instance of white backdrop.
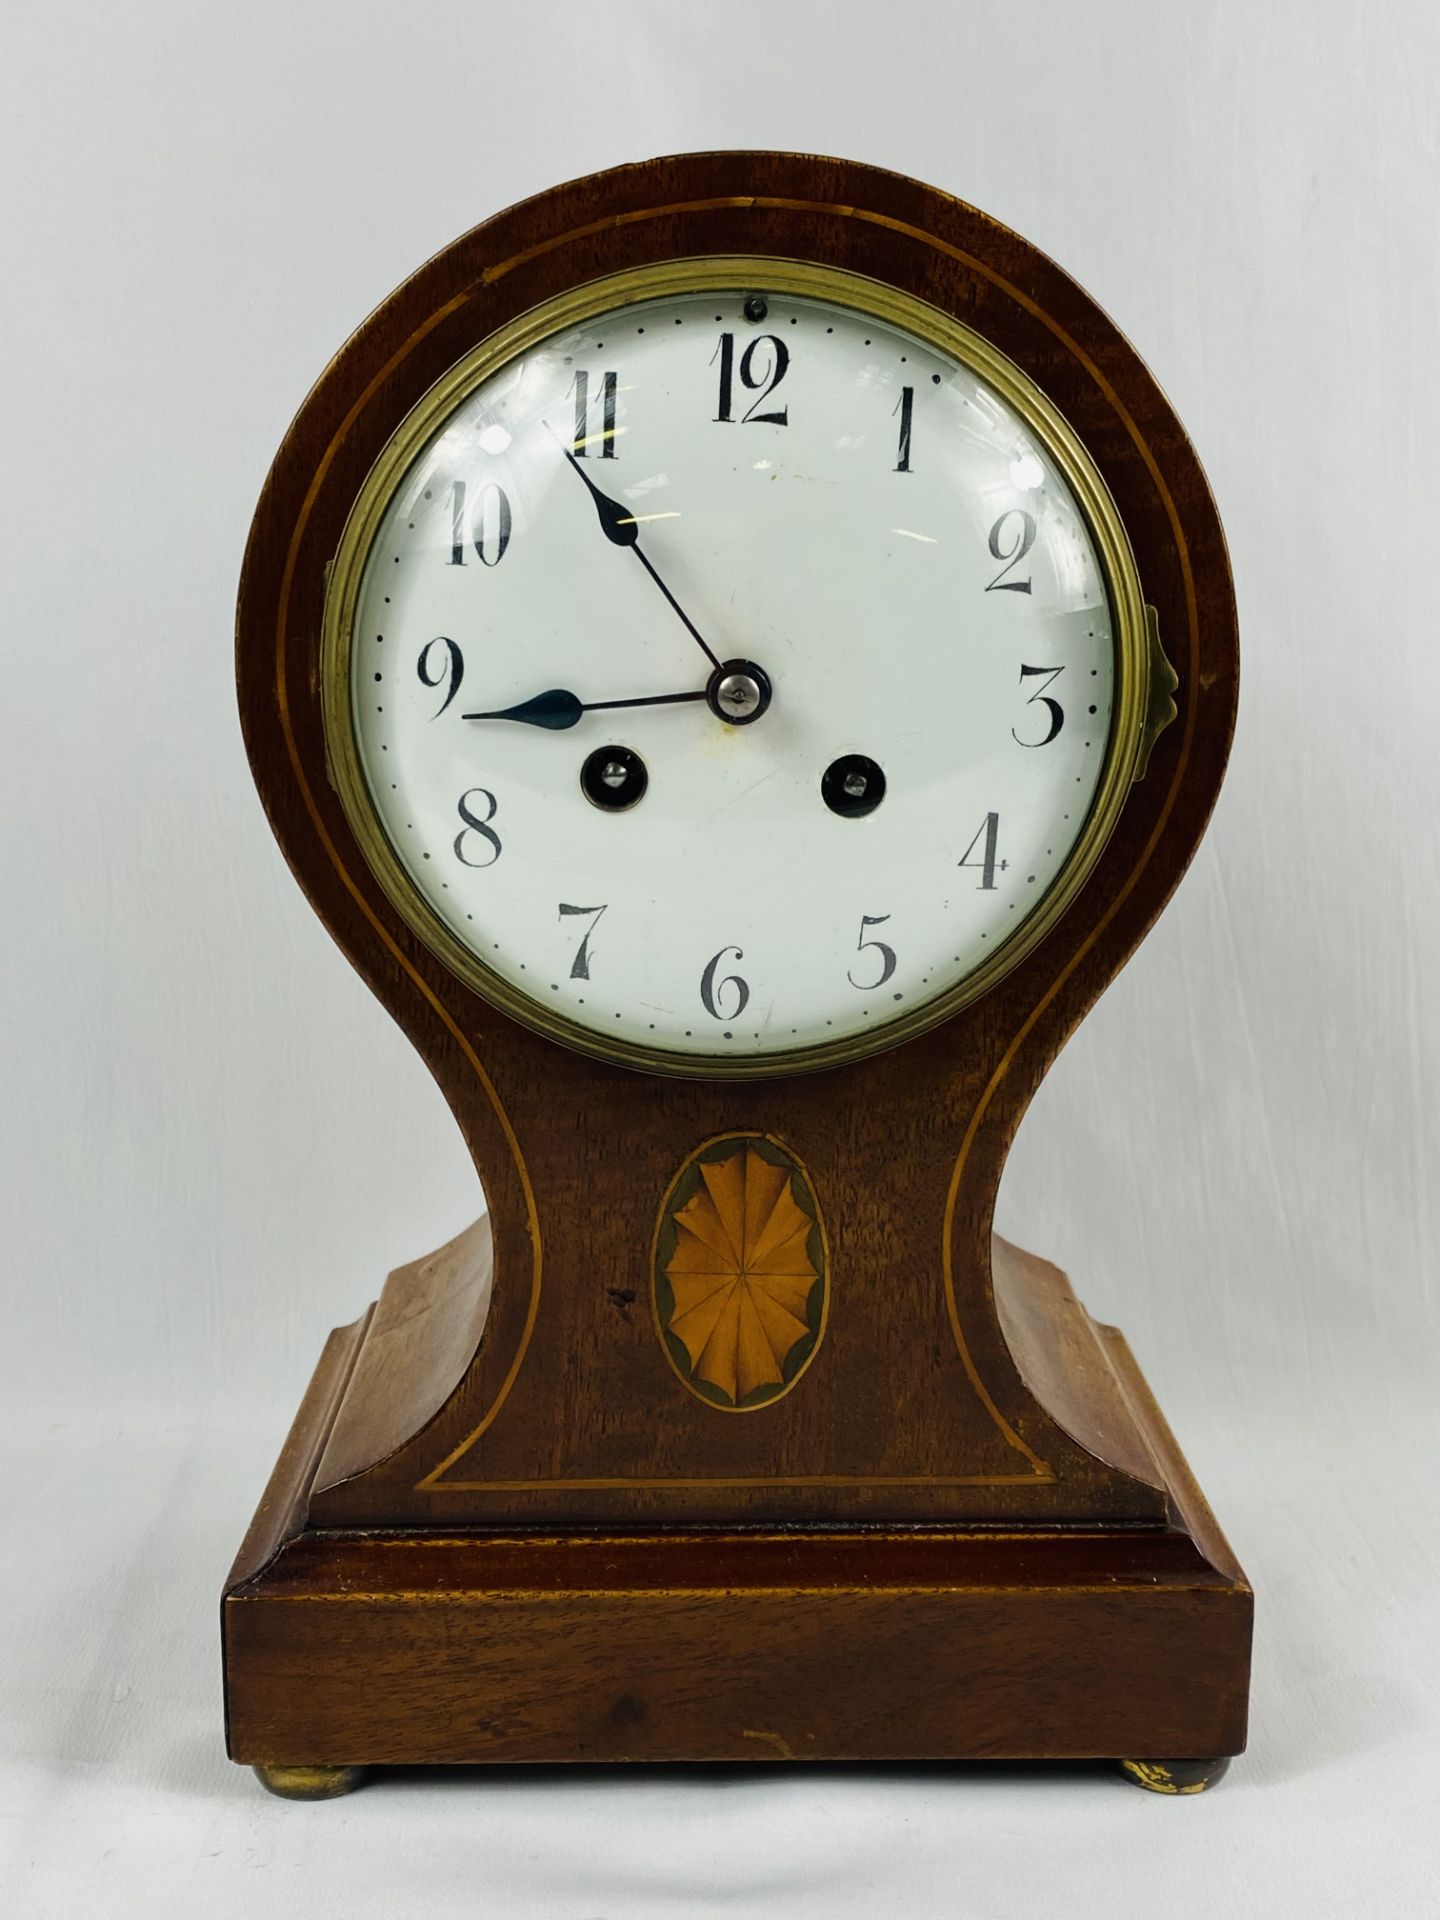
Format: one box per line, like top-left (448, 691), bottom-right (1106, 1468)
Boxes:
top-left (2, 4), bottom-right (1437, 1916)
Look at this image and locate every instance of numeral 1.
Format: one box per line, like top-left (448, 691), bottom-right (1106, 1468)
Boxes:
top-left (893, 386), bottom-right (914, 472)
top-left (572, 370), bottom-right (618, 458)
top-left (958, 813), bottom-right (1006, 889)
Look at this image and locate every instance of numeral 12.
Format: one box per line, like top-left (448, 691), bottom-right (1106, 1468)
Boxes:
top-left (713, 333), bottom-right (789, 425)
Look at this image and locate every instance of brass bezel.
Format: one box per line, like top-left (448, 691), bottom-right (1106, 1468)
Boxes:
top-left (321, 257), bottom-right (1152, 1080)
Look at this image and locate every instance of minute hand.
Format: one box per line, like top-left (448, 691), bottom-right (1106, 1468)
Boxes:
top-left (547, 423), bottom-right (722, 672)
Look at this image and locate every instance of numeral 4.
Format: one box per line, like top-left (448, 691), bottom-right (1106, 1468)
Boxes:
top-left (958, 813), bottom-right (1006, 889)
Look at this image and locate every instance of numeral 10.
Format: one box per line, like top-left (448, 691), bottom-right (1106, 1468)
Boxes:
top-left (449, 479), bottom-right (512, 567)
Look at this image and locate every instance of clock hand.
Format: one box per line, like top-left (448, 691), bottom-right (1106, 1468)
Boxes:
top-left (462, 686), bottom-right (707, 731)
top-left (544, 420), bottom-right (723, 672)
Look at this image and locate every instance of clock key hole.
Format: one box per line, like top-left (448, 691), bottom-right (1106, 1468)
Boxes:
top-left (581, 744), bottom-right (648, 811)
top-left (822, 753), bottom-right (887, 819)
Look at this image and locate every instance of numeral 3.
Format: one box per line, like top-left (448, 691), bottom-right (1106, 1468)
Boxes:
top-left (1013, 664), bottom-right (1065, 746)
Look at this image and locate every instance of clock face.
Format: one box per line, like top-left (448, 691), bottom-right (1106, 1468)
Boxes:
top-left (329, 264), bottom-right (1146, 1075)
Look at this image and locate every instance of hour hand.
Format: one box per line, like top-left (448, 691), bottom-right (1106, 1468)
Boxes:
top-left (463, 687), bottom-right (706, 730)
top-left (544, 421), bottom-right (638, 547)
top-left (544, 418), bottom-right (721, 671)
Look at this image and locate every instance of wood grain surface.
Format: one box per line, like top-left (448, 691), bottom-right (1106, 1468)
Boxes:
top-left (224, 1300), bottom-right (1250, 1766)
top-left (225, 152), bottom-right (1247, 1772)
top-left (233, 150), bottom-right (1239, 1530)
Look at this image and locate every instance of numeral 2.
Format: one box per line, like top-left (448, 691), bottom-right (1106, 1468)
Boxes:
top-left (713, 333), bottom-right (789, 425)
top-left (986, 509), bottom-right (1035, 593)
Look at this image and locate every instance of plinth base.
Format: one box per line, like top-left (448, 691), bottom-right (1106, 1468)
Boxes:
top-left (222, 1311), bottom-right (1250, 1786)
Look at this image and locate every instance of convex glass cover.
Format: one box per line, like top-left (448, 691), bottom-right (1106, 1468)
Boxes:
top-left (324, 261), bottom-right (1150, 1074)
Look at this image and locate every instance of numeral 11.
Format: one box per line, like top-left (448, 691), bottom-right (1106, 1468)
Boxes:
top-left (573, 370), bottom-right (618, 457)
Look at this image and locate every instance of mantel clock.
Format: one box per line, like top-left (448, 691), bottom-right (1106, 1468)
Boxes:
top-left (223, 152), bottom-right (1250, 1799)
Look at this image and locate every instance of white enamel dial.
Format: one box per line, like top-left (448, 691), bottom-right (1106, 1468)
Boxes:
top-left (339, 275), bottom-right (1132, 1072)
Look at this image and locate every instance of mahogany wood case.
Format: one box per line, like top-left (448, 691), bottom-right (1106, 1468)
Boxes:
top-left (223, 151), bottom-right (1249, 1792)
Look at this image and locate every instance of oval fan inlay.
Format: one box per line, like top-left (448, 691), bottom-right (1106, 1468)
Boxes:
top-left (652, 1134), bottom-right (828, 1411)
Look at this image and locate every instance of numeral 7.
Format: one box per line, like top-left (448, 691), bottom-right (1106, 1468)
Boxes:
top-left (559, 902), bottom-right (608, 978)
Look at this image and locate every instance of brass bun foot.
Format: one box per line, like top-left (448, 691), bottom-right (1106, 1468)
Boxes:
top-left (1119, 1757), bottom-right (1231, 1795)
top-left (253, 1763), bottom-right (368, 1801)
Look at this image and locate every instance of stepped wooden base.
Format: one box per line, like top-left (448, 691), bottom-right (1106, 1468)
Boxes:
top-left (222, 1298), bottom-right (1251, 1785)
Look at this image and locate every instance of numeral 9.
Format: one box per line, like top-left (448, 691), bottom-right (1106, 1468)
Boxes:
top-left (417, 636), bottom-right (464, 716)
